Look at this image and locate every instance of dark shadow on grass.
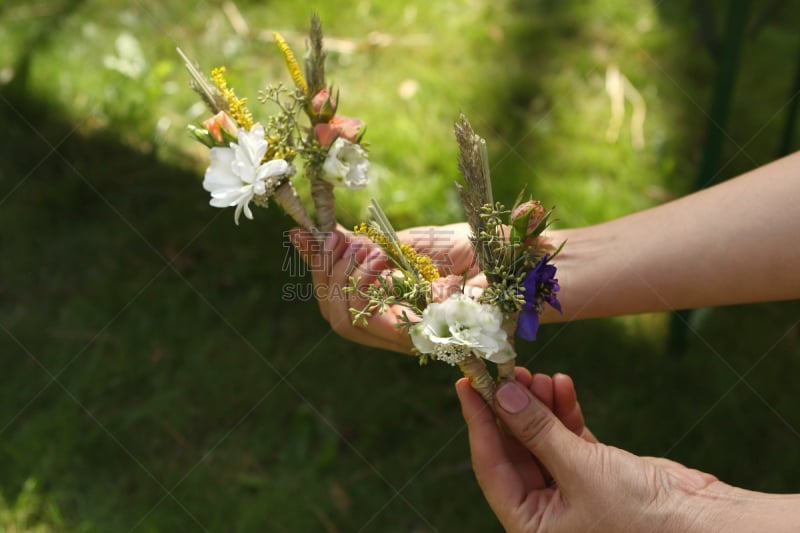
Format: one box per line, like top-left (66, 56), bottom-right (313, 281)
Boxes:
top-left (0, 86), bottom-right (400, 531)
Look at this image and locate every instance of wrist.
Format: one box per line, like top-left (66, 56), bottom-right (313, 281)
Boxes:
top-left (665, 481), bottom-right (800, 533)
top-left (664, 481), bottom-right (738, 533)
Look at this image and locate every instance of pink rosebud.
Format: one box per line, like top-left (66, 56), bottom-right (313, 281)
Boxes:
top-left (311, 88), bottom-right (337, 117)
top-left (314, 115), bottom-right (365, 148)
top-left (203, 111), bottom-right (238, 143)
top-left (511, 200), bottom-right (547, 238)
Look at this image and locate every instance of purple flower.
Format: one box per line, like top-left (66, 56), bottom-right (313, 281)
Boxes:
top-left (516, 255), bottom-right (562, 341)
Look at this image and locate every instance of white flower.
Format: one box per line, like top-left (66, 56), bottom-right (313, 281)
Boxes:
top-left (321, 138), bottom-right (369, 189)
top-left (409, 294), bottom-right (515, 365)
top-left (203, 124), bottom-right (289, 224)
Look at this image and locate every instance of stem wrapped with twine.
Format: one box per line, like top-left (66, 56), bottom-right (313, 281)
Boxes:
top-left (304, 14), bottom-right (338, 233)
top-left (272, 181), bottom-right (316, 233)
top-left (496, 318), bottom-right (518, 382)
top-left (308, 165), bottom-right (336, 232)
top-left (496, 362), bottom-right (515, 383)
top-left (458, 354), bottom-right (496, 405)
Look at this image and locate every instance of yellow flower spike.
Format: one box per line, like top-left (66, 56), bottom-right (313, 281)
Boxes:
top-left (210, 66), bottom-right (254, 130)
top-left (354, 222), bottom-right (440, 282)
top-left (273, 32), bottom-right (308, 95)
top-left (400, 244), bottom-right (440, 282)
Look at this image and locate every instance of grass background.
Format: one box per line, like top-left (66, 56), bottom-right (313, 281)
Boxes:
top-left (1, 0), bottom-right (799, 531)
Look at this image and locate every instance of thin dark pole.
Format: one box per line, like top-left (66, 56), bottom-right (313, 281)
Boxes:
top-left (668, 0), bottom-right (750, 354)
top-left (777, 39), bottom-right (800, 157)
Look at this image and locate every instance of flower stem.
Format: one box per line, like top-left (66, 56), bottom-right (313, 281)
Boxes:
top-left (308, 167), bottom-right (336, 232)
top-left (458, 354), bottom-right (495, 405)
top-left (496, 361), bottom-right (515, 382)
top-left (479, 137), bottom-right (493, 206)
top-left (273, 181), bottom-right (317, 233)
top-left (498, 318), bottom-right (518, 383)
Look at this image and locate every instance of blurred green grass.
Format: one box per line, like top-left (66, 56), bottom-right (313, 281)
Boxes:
top-left (1, 0), bottom-right (799, 531)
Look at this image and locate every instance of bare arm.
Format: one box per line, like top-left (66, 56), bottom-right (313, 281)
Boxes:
top-left (294, 152), bottom-right (800, 352)
top-left (543, 151), bottom-right (800, 323)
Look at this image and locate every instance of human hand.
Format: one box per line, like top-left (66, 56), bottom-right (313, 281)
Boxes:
top-left (457, 372), bottom-right (739, 533)
top-left (289, 223), bottom-right (482, 353)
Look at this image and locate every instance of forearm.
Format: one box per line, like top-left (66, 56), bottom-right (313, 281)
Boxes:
top-left (543, 151), bottom-right (800, 322)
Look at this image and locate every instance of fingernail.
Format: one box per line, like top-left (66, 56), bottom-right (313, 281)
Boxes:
top-left (323, 232), bottom-right (341, 253)
top-left (496, 381), bottom-right (530, 414)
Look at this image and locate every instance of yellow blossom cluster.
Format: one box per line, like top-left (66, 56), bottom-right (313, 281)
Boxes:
top-left (265, 135), bottom-right (297, 162)
top-left (211, 66), bottom-right (254, 131)
top-left (354, 223), bottom-right (440, 282)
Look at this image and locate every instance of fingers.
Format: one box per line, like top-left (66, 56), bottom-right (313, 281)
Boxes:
top-left (530, 373), bottom-right (555, 411)
top-left (326, 248), bottom-right (413, 352)
top-left (518, 370), bottom-right (598, 444)
top-left (289, 228), bottom-right (347, 321)
top-left (552, 373), bottom-right (598, 443)
top-left (494, 379), bottom-right (586, 485)
top-left (290, 227), bottom-right (413, 353)
top-left (504, 367), bottom-right (551, 492)
top-left (512, 366), bottom-right (533, 388)
top-left (456, 378), bottom-right (526, 521)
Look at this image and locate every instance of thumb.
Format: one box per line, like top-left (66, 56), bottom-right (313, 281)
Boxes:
top-left (494, 379), bottom-right (586, 484)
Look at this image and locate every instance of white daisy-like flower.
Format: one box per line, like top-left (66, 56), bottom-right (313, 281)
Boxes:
top-left (321, 137), bottom-right (369, 189)
top-left (409, 293), bottom-right (514, 365)
top-left (203, 124), bottom-right (289, 224)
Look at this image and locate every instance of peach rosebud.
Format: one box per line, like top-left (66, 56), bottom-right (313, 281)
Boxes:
top-left (314, 123), bottom-right (337, 148)
top-left (511, 199), bottom-right (548, 239)
top-left (314, 115), bottom-right (365, 148)
top-left (330, 116), bottom-right (364, 142)
top-left (311, 88), bottom-right (337, 119)
top-left (203, 111), bottom-right (238, 143)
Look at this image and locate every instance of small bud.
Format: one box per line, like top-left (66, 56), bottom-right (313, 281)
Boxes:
top-left (510, 200), bottom-right (548, 239)
top-left (203, 111), bottom-right (238, 143)
top-left (188, 125), bottom-right (216, 148)
top-left (311, 88), bottom-right (337, 121)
